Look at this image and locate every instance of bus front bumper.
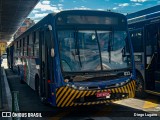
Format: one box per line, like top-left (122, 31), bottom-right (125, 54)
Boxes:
top-left (56, 80), bottom-right (136, 107)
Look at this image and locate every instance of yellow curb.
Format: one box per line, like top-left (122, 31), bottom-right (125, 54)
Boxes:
top-left (143, 100), bottom-right (158, 109)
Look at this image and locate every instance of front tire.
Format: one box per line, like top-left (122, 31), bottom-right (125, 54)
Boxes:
top-left (35, 76), bottom-right (48, 104)
top-left (135, 73), bottom-right (147, 99)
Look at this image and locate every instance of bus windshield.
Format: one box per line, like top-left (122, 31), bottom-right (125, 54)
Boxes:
top-left (58, 30), bottom-right (131, 72)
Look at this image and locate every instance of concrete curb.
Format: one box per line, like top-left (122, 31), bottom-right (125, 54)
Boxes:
top-left (2, 67), bottom-right (12, 120)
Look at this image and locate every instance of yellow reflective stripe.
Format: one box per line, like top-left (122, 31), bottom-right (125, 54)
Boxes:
top-left (57, 89), bottom-right (72, 107)
top-left (124, 86), bottom-right (127, 92)
top-left (86, 91), bottom-right (92, 96)
top-left (66, 90), bottom-right (79, 107)
top-left (61, 89), bottom-right (75, 107)
top-left (131, 81), bottom-right (135, 97)
top-left (115, 88), bottom-right (118, 93)
top-left (81, 91), bottom-right (87, 97)
top-left (104, 100), bottom-right (107, 103)
top-left (56, 87), bottom-right (64, 98)
top-left (128, 83), bottom-right (133, 97)
top-left (103, 89), bottom-right (106, 92)
top-left (132, 81), bottom-right (135, 90)
top-left (118, 88), bottom-right (121, 93)
top-left (83, 103), bottom-right (87, 105)
top-left (70, 103), bottom-right (74, 106)
top-left (76, 91), bottom-right (83, 99)
top-left (91, 91), bottom-right (96, 95)
top-left (92, 102), bottom-right (96, 105)
top-left (111, 89), bottom-right (115, 93)
top-left (121, 87), bottom-right (125, 93)
top-left (126, 84), bottom-right (131, 97)
top-left (87, 102), bottom-right (91, 105)
top-left (133, 81), bottom-right (136, 89)
top-left (56, 87), bottom-right (68, 103)
top-left (97, 90), bottom-right (101, 92)
top-left (97, 101), bottom-right (100, 104)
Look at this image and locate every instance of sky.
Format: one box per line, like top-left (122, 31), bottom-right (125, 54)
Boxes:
top-left (28, 0), bottom-right (160, 23)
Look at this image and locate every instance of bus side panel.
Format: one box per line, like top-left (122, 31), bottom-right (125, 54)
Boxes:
top-left (22, 57), bottom-right (40, 90)
top-left (28, 58), bottom-right (39, 90)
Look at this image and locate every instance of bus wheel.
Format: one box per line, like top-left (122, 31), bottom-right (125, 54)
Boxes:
top-left (135, 74), bottom-right (147, 99)
top-left (35, 76), bottom-right (48, 104)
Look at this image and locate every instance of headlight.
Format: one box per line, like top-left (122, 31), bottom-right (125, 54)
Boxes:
top-left (67, 84), bottom-right (88, 90)
top-left (120, 82), bottom-right (125, 86)
top-left (118, 79), bottom-right (130, 86)
top-left (78, 86), bottom-right (85, 90)
top-left (106, 79), bottom-right (130, 88)
top-left (71, 85), bottom-right (77, 89)
top-left (115, 83), bottom-right (120, 87)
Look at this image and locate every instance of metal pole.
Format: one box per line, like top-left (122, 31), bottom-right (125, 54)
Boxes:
top-left (0, 49), bottom-right (3, 109)
top-left (12, 91), bottom-right (20, 120)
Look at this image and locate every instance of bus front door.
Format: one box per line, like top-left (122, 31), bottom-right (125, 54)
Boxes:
top-left (145, 23), bottom-right (160, 92)
top-left (40, 28), bottom-right (50, 99)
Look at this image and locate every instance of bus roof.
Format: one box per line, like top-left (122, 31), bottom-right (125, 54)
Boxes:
top-left (127, 5), bottom-right (160, 24)
top-left (14, 10), bottom-right (127, 42)
top-left (126, 5), bottom-right (160, 19)
top-left (54, 10), bottom-right (126, 18)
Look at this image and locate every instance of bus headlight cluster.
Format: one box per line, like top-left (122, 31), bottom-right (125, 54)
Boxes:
top-left (116, 79), bottom-right (130, 87)
top-left (67, 84), bottom-right (88, 90)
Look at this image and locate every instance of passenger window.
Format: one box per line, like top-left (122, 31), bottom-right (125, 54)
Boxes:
top-left (17, 41), bottom-right (20, 56)
top-left (28, 34), bottom-right (34, 56)
top-left (34, 31), bottom-right (39, 57)
top-left (24, 37), bottom-right (27, 56)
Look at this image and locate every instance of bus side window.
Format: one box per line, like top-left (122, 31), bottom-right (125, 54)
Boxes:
top-left (20, 39), bottom-right (23, 56)
top-left (18, 41), bottom-right (21, 56)
top-left (34, 31), bottom-right (39, 57)
top-left (17, 41), bottom-right (19, 56)
top-left (24, 37), bottom-right (27, 56)
top-left (28, 33), bottom-right (34, 56)
top-left (22, 38), bottom-right (25, 56)
top-left (27, 35), bottom-right (29, 56)
top-left (13, 42), bottom-right (15, 57)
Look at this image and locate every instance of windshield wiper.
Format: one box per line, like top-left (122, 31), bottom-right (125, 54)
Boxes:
top-left (75, 31), bottom-right (82, 67)
top-left (108, 31), bottom-right (113, 63)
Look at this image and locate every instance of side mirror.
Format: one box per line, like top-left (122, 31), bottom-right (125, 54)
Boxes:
top-left (51, 48), bottom-right (55, 57)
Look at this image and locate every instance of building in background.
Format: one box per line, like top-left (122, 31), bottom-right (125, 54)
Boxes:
top-left (0, 41), bottom-right (7, 55)
top-left (14, 18), bottom-right (35, 39)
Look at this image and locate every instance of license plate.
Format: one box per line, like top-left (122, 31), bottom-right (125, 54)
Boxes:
top-left (96, 91), bottom-right (110, 98)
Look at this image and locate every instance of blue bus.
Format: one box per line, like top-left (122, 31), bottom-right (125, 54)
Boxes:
top-left (7, 10), bottom-right (136, 107)
top-left (127, 5), bottom-right (160, 97)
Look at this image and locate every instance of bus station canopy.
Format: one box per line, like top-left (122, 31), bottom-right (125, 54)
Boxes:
top-left (0, 0), bottom-right (39, 41)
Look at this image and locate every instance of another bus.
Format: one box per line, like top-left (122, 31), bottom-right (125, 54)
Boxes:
top-left (7, 10), bottom-right (136, 107)
top-left (127, 5), bottom-right (160, 97)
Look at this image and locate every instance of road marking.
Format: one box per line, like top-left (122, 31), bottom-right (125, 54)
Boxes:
top-left (143, 100), bottom-right (158, 109)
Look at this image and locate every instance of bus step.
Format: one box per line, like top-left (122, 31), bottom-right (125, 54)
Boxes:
top-left (145, 90), bottom-right (160, 96)
top-left (154, 71), bottom-right (160, 82)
